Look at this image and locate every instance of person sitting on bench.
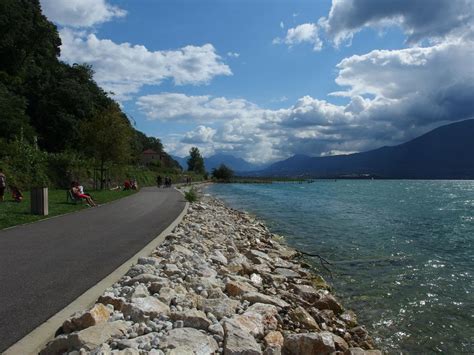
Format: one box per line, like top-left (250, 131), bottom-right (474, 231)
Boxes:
top-left (71, 182), bottom-right (97, 207)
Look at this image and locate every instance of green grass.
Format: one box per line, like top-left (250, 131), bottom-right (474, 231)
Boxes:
top-left (0, 188), bottom-right (136, 230)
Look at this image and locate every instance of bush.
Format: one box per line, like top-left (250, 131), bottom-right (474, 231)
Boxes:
top-left (184, 188), bottom-right (198, 203)
top-left (0, 138), bottom-right (50, 188)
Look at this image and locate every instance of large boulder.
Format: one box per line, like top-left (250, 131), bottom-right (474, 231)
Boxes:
top-left (292, 284), bottom-right (319, 303)
top-left (122, 296), bottom-right (169, 322)
top-left (340, 310), bottom-right (358, 328)
top-left (274, 268), bottom-right (299, 279)
top-left (62, 303), bottom-right (111, 334)
top-left (200, 298), bottom-right (240, 319)
top-left (282, 332), bottom-right (335, 355)
top-left (210, 250), bottom-right (228, 265)
top-left (131, 284), bottom-right (150, 299)
top-left (170, 309), bottom-right (212, 330)
top-left (242, 292), bottom-right (290, 309)
top-left (314, 293), bottom-right (343, 314)
top-left (225, 280), bottom-right (257, 297)
top-left (223, 320), bottom-right (262, 355)
top-left (160, 327), bottom-right (218, 355)
top-left (264, 331), bottom-right (284, 347)
top-left (171, 244), bottom-right (194, 256)
top-left (288, 306), bottom-right (320, 330)
top-left (98, 294), bottom-right (126, 312)
top-left (41, 321), bottom-right (128, 354)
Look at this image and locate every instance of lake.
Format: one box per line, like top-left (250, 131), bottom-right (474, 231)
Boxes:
top-left (206, 180), bottom-right (474, 353)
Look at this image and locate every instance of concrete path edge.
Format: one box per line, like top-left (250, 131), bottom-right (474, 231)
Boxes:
top-left (4, 191), bottom-right (189, 355)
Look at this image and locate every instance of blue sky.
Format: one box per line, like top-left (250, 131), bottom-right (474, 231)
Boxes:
top-left (40, 0), bottom-right (474, 162)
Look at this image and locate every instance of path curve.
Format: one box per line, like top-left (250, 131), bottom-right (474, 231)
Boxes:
top-left (0, 187), bottom-right (185, 352)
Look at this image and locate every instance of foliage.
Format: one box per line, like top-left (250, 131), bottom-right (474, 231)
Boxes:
top-left (187, 147), bottom-right (205, 174)
top-left (46, 151), bottom-right (91, 188)
top-left (0, 138), bottom-right (49, 188)
top-left (184, 188), bottom-right (198, 203)
top-left (0, 82), bottom-right (34, 141)
top-left (80, 104), bottom-right (133, 167)
top-left (0, 0), bottom-right (181, 191)
top-left (32, 63), bottom-right (114, 152)
top-left (212, 164), bottom-right (234, 182)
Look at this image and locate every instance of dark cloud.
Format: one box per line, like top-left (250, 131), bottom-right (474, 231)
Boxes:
top-left (322, 0), bottom-right (474, 44)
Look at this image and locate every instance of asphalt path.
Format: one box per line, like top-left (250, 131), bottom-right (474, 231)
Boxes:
top-left (0, 187), bottom-right (185, 352)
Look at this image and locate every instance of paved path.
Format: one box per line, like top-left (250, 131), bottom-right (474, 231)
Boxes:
top-left (0, 187), bottom-right (185, 352)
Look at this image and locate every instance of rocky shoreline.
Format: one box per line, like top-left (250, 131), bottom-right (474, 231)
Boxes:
top-left (41, 193), bottom-right (381, 355)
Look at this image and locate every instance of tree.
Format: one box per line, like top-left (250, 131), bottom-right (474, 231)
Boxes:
top-left (187, 147), bottom-right (205, 174)
top-left (0, 83), bottom-right (35, 141)
top-left (81, 104), bottom-right (133, 188)
top-left (212, 164), bottom-right (234, 182)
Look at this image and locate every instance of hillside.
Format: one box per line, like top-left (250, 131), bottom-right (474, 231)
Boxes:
top-left (257, 119), bottom-right (474, 179)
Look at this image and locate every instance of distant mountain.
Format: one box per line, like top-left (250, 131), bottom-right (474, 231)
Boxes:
top-left (205, 154), bottom-right (267, 172)
top-left (255, 119), bottom-right (474, 179)
top-left (171, 155), bottom-right (188, 170)
top-left (171, 153), bottom-right (267, 173)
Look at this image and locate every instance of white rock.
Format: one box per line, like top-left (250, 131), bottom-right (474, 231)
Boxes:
top-left (160, 327), bottom-right (218, 355)
top-left (131, 284), bottom-right (150, 299)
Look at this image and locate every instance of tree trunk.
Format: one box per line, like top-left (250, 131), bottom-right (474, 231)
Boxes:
top-left (100, 159), bottom-right (104, 190)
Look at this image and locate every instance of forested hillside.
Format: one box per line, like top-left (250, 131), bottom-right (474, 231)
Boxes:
top-left (0, 0), bottom-right (180, 188)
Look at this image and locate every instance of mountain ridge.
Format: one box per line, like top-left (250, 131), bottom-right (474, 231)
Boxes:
top-left (253, 119), bottom-right (474, 178)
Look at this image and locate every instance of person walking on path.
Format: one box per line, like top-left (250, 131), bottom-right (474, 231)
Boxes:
top-left (0, 169), bottom-right (6, 202)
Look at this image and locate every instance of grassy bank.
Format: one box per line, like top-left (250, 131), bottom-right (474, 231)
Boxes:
top-left (0, 189), bottom-right (136, 230)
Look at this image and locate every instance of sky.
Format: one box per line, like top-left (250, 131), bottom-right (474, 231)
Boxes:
top-left (40, 0), bottom-right (474, 163)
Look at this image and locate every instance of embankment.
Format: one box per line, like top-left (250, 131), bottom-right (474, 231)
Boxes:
top-left (40, 194), bottom-right (381, 354)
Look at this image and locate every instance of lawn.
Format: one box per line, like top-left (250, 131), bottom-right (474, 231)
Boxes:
top-left (0, 189), bottom-right (136, 230)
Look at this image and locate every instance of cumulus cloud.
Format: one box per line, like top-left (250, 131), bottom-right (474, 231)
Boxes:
top-left (40, 0), bottom-right (126, 27)
top-left (181, 126), bottom-right (216, 144)
top-left (273, 23), bottom-right (323, 51)
top-left (59, 29), bottom-right (232, 100)
top-left (136, 93), bottom-right (258, 121)
top-left (321, 0), bottom-right (474, 45)
top-left (161, 0), bottom-right (474, 163)
top-left (332, 38), bottom-right (474, 127)
top-left (155, 30), bottom-right (474, 162)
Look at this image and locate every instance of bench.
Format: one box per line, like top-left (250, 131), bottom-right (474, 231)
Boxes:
top-left (66, 189), bottom-right (82, 204)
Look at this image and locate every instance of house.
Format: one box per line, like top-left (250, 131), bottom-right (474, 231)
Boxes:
top-left (140, 149), bottom-right (163, 165)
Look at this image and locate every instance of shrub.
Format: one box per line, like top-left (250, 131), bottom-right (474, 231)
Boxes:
top-left (184, 188), bottom-right (198, 203)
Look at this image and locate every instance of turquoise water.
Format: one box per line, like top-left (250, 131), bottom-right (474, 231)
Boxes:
top-left (206, 181), bottom-right (474, 353)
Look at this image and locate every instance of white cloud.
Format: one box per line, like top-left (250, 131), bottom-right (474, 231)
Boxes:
top-left (280, 21), bottom-right (285, 29)
top-left (273, 23), bottom-right (323, 51)
top-left (154, 31), bottom-right (474, 162)
top-left (227, 52), bottom-right (240, 58)
top-left (320, 0), bottom-right (474, 46)
top-left (181, 126), bottom-right (216, 144)
top-left (40, 0), bottom-right (126, 27)
top-left (136, 93), bottom-right (258, 121)
top-left (59, 29), bottom-right (232, 100)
